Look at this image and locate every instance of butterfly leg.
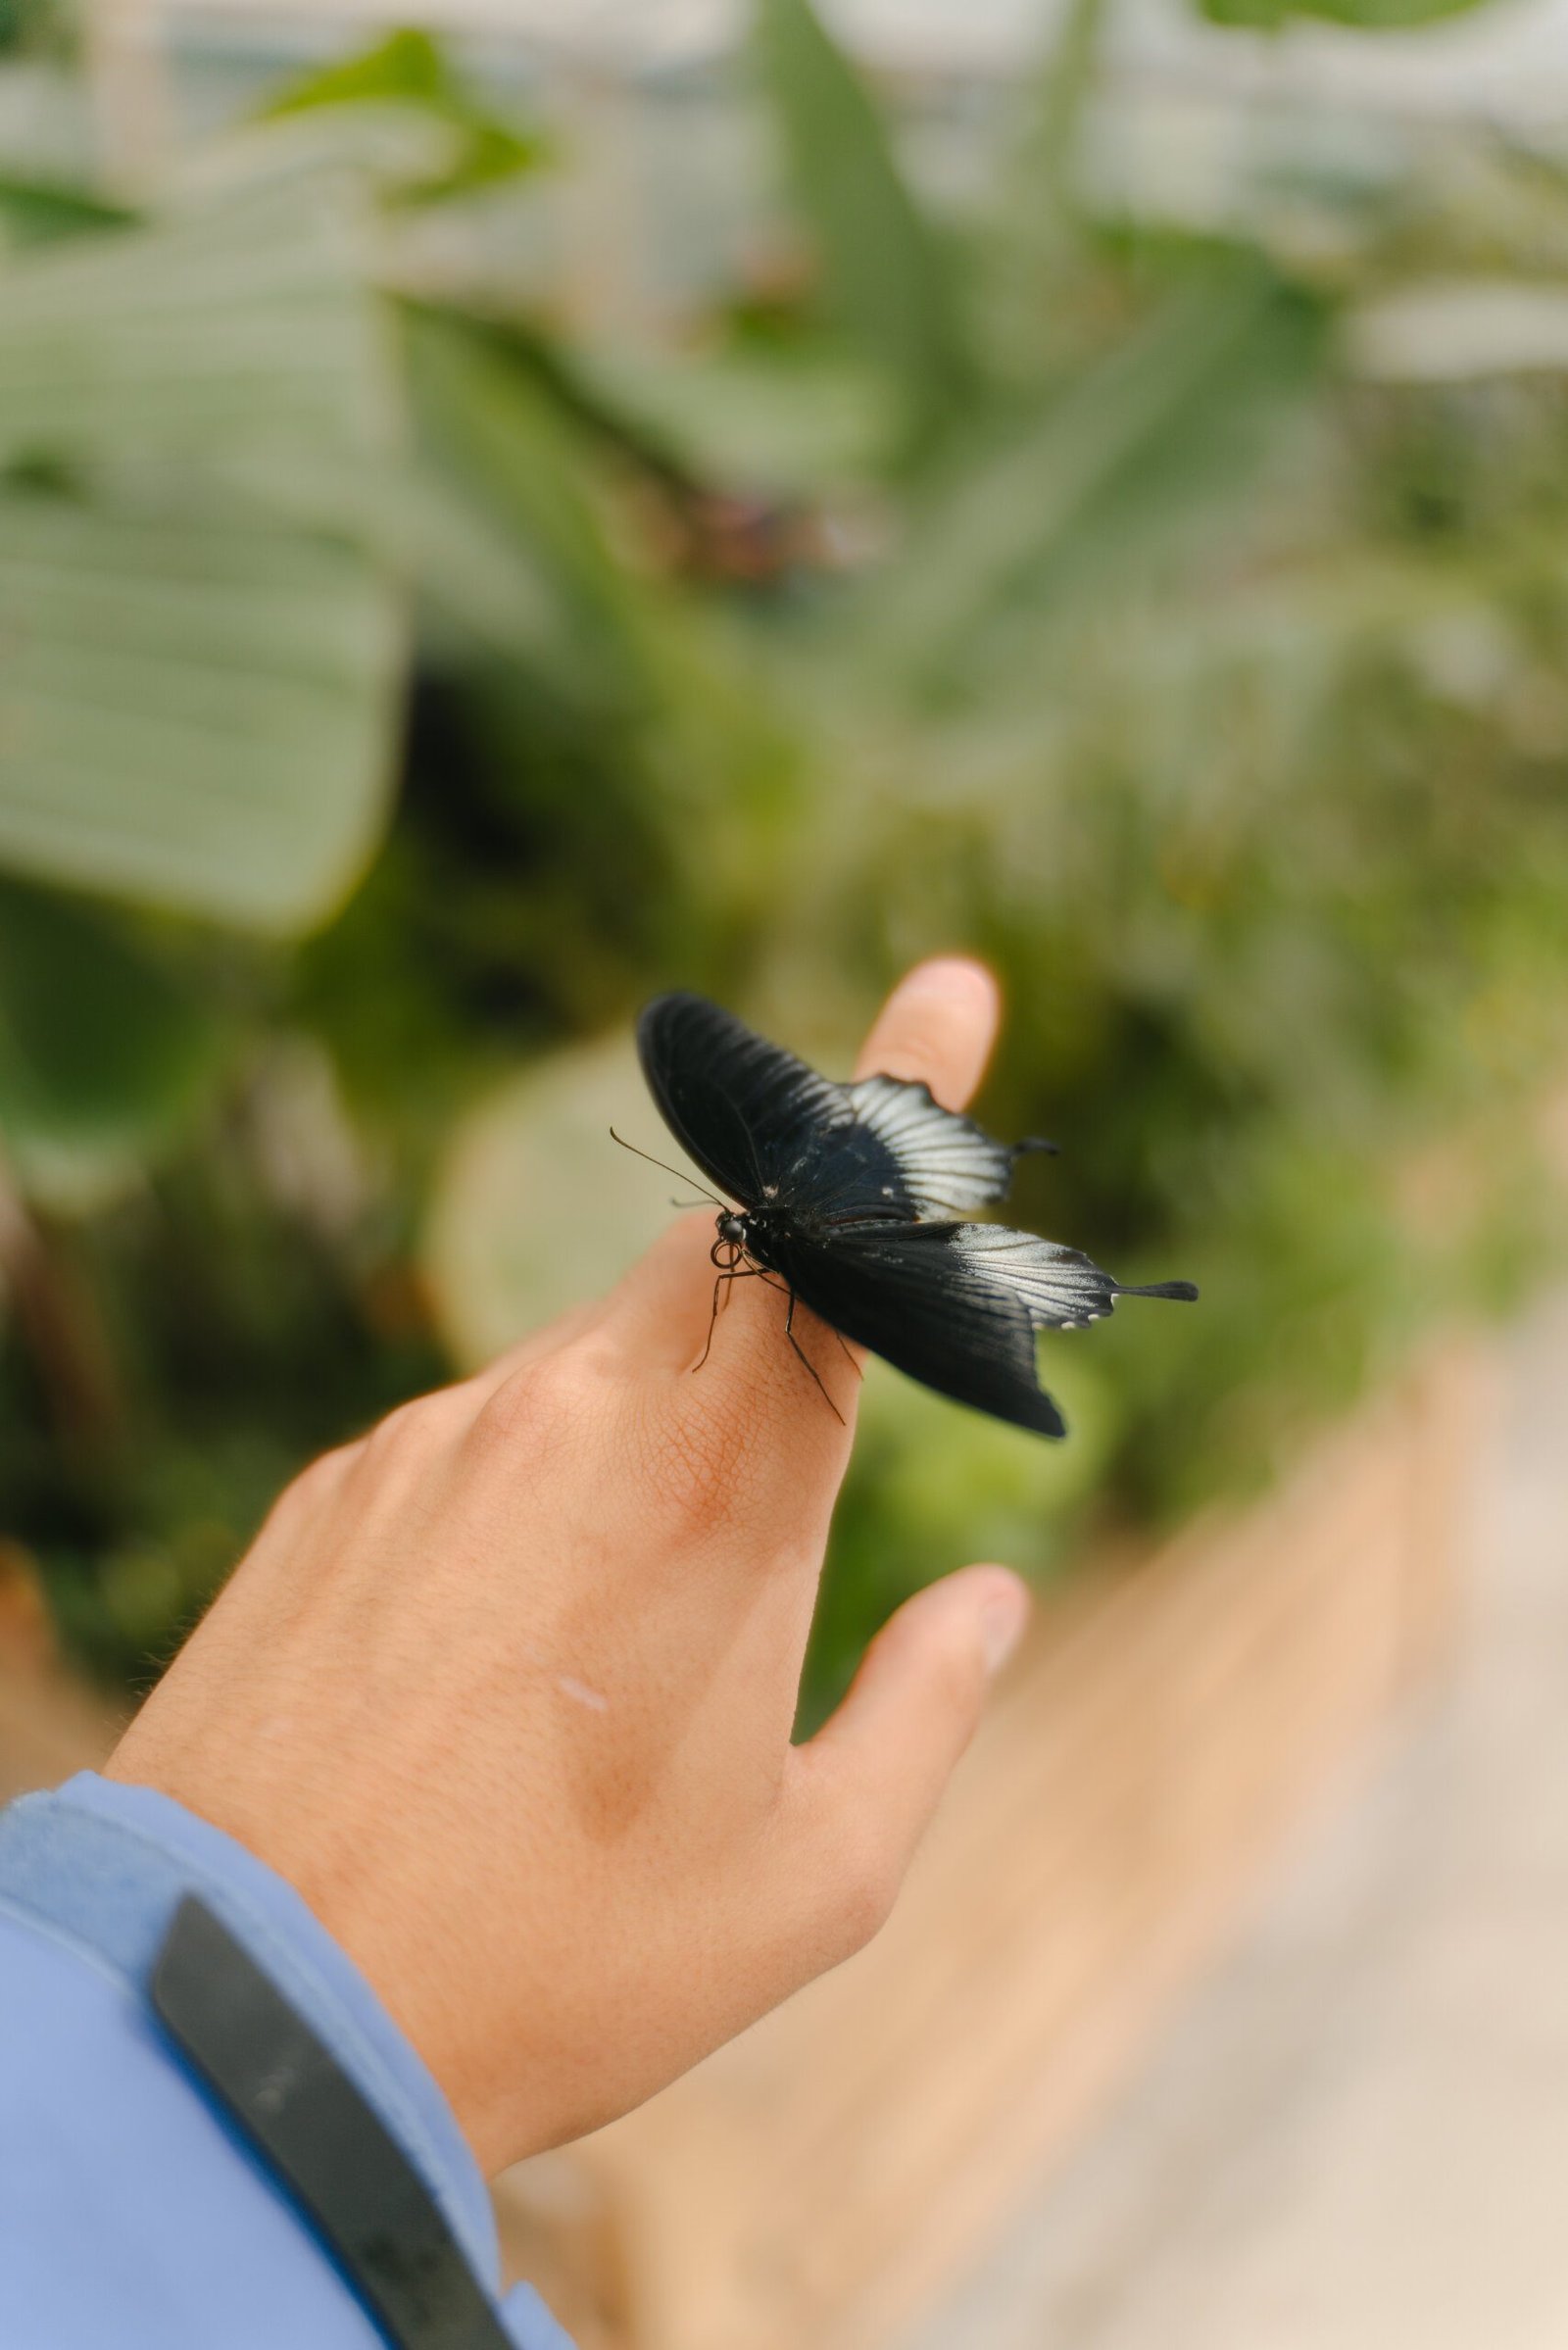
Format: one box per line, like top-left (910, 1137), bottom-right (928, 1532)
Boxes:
top-left (746, 1271), bottom-right (861, 1382)
top-left (781, 1289), bottom-right (847, 1428)
top-left (690, 1258), bottom-right (848, 1425)
top-left (693, 1272), bottom-right (728, 1371)
top-left (692, 1254), bottom-right (767, 1372)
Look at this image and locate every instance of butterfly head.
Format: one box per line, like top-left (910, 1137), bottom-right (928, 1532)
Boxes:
top-left (713, 1207), bottom-right (770, 1272)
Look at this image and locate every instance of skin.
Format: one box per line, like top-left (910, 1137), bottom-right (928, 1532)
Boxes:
top-left (108, 958), bottom-right (1032, 2178)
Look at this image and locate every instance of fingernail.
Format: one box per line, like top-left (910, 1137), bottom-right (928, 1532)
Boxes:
top-left (979, 1580), bottom-right (1030, 1675)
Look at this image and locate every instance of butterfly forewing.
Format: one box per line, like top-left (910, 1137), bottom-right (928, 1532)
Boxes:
top-left (842, 1075), bottom-right (1029, 1219)
top-left (637, 993), bottom-right (845, 1206)
top-left (640, 994), bottom-right (1031, 1224)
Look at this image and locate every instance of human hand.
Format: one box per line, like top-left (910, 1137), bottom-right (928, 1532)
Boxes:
top-left (107, 959), bottom-right (1032, 2177)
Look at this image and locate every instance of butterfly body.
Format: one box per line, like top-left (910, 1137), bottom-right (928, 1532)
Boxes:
top-left (638, 992), bottom-right (1197, 1440)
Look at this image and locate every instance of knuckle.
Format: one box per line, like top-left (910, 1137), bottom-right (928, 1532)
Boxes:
top-left (822, 1819), bottom-right (899, 1960)
top-left (365, 1395), bottom-right (444, 1463)
top-left (808, 1814), bottom-right (893, 1964)
top-left (469, 1364), bottom-right (560, 1459)
top-left (268, 1440), bottom-right (357, 1528)
top-left (467, 1351), bottom-right (600, 1466)
top-left (366, 1401), bottom-right (416, 1455)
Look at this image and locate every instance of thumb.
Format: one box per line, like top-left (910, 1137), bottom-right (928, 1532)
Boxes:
top-left (786, 1565), bottom-right (1031, 1959)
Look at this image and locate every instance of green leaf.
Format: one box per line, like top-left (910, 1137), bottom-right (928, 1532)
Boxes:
top-left (0, 878), bottom-right (221, 1205)
top-left (259, 27), bottom-right (547, 203)
top-left (567, 339), bottom-right (902, 497)
top-left (1017, 0), bottom-right (1108, 213)
top-left (262, 24), bottom-right (453, 113)
top-left (0, 185), bottom-right (405, 933)
top-left (858, 263), bottom-right (1330, 691)
top-left (401, 306), bottom-right (653, 699)
top-left (0, 179), bottom-right (398, 470)
top-left (752, 0), bottom-right (970, 438)
top-left (0, 173), bottom-right (136, 251)
top-left (1200, 0), bottom-right (1490, 25)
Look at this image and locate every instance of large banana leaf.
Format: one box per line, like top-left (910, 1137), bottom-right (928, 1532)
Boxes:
top-left (752, 0), bottom-right (970, 444)
top-left (0, 181), bottom-right (404, 934)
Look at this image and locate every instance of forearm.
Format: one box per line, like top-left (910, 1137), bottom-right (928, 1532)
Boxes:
top-left (0, 1774), bottom-right (571, 2350)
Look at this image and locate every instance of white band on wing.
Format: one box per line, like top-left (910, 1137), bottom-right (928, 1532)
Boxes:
top-left (844, 1075), bottom-right (1021, 1217)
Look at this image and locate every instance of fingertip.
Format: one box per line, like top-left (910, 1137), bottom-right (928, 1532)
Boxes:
top-left (888, 956), bottom-right (1001, 1049)
top-left (960, 1564), bottom-right (1032, 1675)
top-left (855, 955), bottom-right (1003, 1107)
top-left (882, 1560), bottom-right (1030, 1678)
top-left (903, 954), bottom-right (1001, 1011)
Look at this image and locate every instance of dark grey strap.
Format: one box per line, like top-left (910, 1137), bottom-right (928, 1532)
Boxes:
top-left (153, 1895), bottom-right (514, 2350)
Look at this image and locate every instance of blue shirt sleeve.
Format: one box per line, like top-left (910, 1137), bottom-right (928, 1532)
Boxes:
top-left (0, 1771), bottom-right (575, 2350)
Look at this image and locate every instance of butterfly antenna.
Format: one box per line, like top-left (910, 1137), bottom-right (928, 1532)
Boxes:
top-left (608, 1127), bottom-right (725, 1207)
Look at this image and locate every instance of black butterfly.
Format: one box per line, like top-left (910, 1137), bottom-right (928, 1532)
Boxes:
top-left (634, 991), bottom-right (1197, 1439)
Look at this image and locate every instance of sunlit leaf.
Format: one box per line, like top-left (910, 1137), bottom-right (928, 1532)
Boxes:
top-left (0, 183), bottom-right (405, 933)
top-left (262, 25), bottom-right (455, 114)
top-left (260, 27), bottom-right (547, 202)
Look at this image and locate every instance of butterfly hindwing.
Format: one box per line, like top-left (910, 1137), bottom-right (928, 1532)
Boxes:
top-left (770, 1220), bottom-right (1197, 1439)
top-left (767, 1219), bottom-right (1068, 1436)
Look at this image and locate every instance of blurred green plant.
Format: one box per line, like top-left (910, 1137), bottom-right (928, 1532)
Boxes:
top-left (1200, 0), bottom-right (1488, 25)
top-left (1, 0), bottom-right (1565, 1719)
top-left (259, 26), bottom-right (549, 204)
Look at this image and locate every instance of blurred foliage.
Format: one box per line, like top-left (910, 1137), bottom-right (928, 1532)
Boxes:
top-left (1, 0), bottom-right (1566, 1721)
top-left (1200, 0), bottom-right (1488, 24)
top-left (259, 28), bottom-right (550, 204)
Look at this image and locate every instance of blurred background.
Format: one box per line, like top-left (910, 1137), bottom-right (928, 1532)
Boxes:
top-left (1, 0), bottom-right (1567, 2340)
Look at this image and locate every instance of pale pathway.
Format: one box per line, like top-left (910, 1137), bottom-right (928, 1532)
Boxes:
top-left (903, 1291), bottom-right (1568, 2350)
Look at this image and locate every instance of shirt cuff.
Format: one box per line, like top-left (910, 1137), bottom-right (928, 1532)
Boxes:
top-left (0, 1770), bottom-right (574, 2348)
